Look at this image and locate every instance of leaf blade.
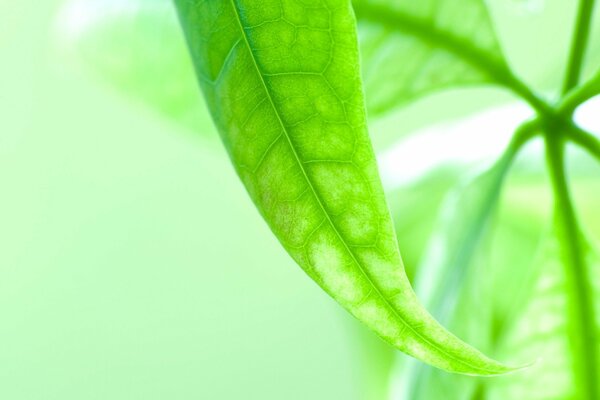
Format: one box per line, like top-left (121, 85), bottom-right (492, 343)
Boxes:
top-left (175, 0), bottom-right (513, 375)
top-left (353, 0), bottom-right (511, 115)
top-left (486, 228), bottom-right (600, 400)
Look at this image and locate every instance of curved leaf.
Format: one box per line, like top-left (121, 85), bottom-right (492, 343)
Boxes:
top-left (352, 0), bottom-right (510, 115)
top-left (174, 0), bottom-right (513, 374)
top-left (415, 155), bottom-right (515, 317)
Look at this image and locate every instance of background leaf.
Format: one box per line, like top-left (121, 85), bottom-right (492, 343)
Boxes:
top-left (388, 172), bottom-right (600, 399)
top-left (352, 0), bottom-right (509, 115)
top-left (56, 0), bottom-right (214, 136)
top-left (485, 229), bottom-right (600, 400)
top-left (389, 148), bottom-right (526, 399)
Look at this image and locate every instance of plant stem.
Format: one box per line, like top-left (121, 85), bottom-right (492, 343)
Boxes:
top-left (563, 0), bottom-right (596, 94)
top-left (544, 127), bottom-right (599, 400)
top-left (565, 124), bottom-right (600, 163)
top-left (559, 73), bottom-right (600, 115)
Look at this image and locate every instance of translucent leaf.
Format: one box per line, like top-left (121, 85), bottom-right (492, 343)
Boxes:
top-left (174, 0), bottom-right (513, 374)
top-left (389, 155), bottom-right (516, 397)
top-left (353, 0), bottom-right (510, 115)
top-left (486, 229), bottom-right (600, 399)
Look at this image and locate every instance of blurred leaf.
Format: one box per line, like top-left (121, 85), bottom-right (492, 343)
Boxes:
top-left (414, 155), bottom-right (515, 318)
top-left (174, 0), bottom-right (514, 375)
top-left (390, 152), bottom-right (517, 398)
top-left (485, 228), bottom-right (600, 400)
top-left (389, 167), bottom-right (464, 281)
top-left (352, 0), bottom-right (510, 115)
top-left (58, 0), bottom-right (214, 135)
top-left (388, 173), bottom-right (550, 399)
top-left (393, 165), bottom-right (600, 399)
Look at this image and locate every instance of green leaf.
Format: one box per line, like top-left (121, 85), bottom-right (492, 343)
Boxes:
top-left (388, 168), bottom-right (464, 281)
top-left (58, 0), bottom-right (214, 135)
top-left (352, 0), bottom-right (510, 115)
top-left (174, 0), bottom-right (513, 375)
top-left (485, 228), bottom-right (600, 400)
top-left (414, 155), bottom-right (514, 320)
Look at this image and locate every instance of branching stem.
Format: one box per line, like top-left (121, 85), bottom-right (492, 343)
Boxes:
top-left (565, 125), bottom-right (600, 163)
top-left (559, 73), bottom-right (600, 116)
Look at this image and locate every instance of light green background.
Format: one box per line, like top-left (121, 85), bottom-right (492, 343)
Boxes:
top-left (2, 0), bottom-right (600, 399)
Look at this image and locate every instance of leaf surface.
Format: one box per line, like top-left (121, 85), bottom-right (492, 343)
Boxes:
top-left (175, 0), bottom-right (512, 374)
top-left (486, 228), bottom-right (600, 400)
top-left (414, 156), bottom-right (514, 318)
top-left (352, 0), bottom-right (510, 115)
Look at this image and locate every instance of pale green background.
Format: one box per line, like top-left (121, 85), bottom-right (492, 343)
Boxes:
top-left (2, 1), bottom-right (599, 399)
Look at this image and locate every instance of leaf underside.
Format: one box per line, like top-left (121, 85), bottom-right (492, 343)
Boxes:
top-left (175, 0), bottom-right (513, 375)
top-left (353, 0), bottom-right (508, 115)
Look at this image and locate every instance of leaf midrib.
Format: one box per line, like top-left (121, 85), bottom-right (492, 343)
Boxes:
top-left (228, 0), bottom-right (501, 374)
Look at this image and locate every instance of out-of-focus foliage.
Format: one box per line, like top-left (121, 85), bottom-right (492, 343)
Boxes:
top-left (353, 0), bottom-right (508, 115)
top-left (57, 0), bottom-right (214, 135)
top-left (486, 230), bottom-right (599, 400)
top-left (2, 2), bottom-right (365, 398)
top-left (43, 0), bottom-right (600, 398)
top-left (387, 149), bottom-right (545, 399)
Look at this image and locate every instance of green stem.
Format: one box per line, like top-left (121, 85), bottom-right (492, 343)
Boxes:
top-left (544, 127), bottom-right (599, 400)
top-left (563, 0), bottom-right (596, 93)
top-left (559, 73), bottom-right (600, 115)
top-left (565, 124), bottom-right (600, 163)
